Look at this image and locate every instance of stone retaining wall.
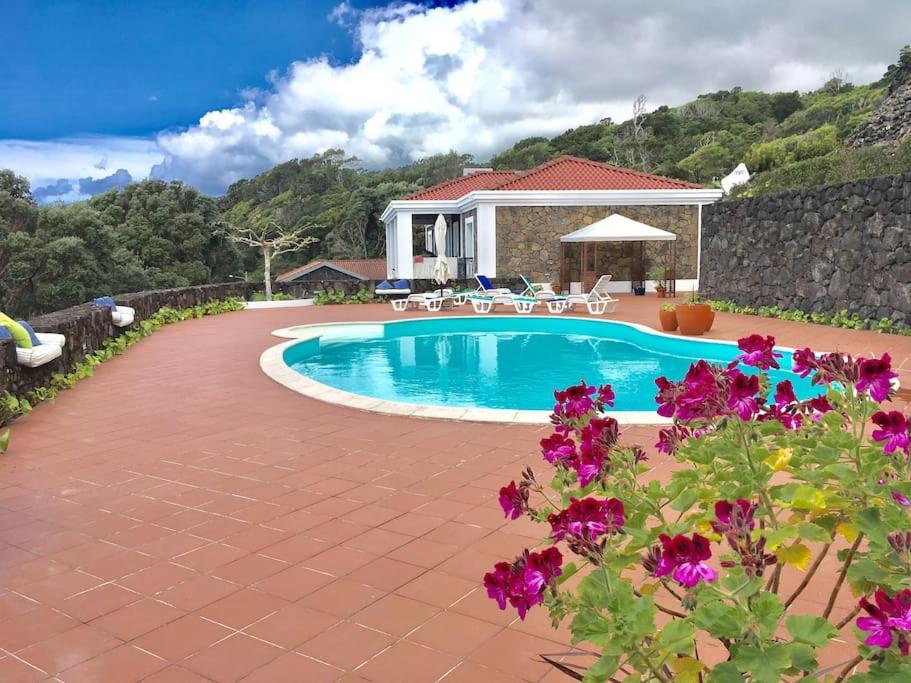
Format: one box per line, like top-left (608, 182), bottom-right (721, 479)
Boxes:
top-left (701, 171), bottom-right (911, 323)
top-left (0, 277), bottom-right (521, 400)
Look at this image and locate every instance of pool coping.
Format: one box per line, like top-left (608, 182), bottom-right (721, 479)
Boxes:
top-left (260, 315), bottom-right (802, 426)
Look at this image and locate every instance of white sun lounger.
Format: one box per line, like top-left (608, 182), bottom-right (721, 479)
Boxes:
top-left (519, 275), bottom-right (556, 301)
top-left (564, 275), bottom-right (618, 315)
top-left (392, 289), bottom-right (455, 312)
top-left (469, 294), bottom-right (539, 314)
top-left (474, 274), bottom-right (513, 296)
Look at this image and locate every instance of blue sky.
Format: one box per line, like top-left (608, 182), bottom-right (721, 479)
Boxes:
top-left (1, 0), bottom-right (377, 139)
top-left (2, 0), bottom-right (909, 201)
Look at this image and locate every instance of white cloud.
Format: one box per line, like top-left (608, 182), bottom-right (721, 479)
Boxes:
top-left (5, 0), bottom-right (911, 197)
top-left (0, 137), bottom-right (163, 201)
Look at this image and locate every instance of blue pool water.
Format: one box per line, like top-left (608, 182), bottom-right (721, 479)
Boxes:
top-left (284, 317), bottom-right (820, 412)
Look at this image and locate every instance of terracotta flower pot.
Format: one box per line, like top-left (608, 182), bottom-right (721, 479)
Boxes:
top-left (705, 308), bottom-right (716, 332)
top-left (656, 286), bottom-right (666, 299)
top-left (659, 309), bottom-right (677, 332)
top-left (675, 303), bottom-right (712, 336)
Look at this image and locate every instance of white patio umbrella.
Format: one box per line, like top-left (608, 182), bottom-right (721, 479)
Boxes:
top-left (431, 214), bottom-right (450, 295)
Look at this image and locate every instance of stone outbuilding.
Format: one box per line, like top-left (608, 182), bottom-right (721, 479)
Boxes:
top-left (381, 156), bottom-right (722, 293)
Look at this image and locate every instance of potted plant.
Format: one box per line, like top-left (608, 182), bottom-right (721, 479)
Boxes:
top-left (648, 265), bottom-right (666, 298)
top-left (658, 302), bottom-right (677, 331)
top-left (675, 288), bottom-right (713, 335)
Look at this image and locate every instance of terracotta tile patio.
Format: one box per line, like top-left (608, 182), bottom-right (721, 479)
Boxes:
top-left (1, 297), bottom-right (909, 681)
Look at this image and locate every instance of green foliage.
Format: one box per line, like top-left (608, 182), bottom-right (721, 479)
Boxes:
top-left (313, 288), bottom-right (374, 305)
top-left (249, 291), bottom-right (296, 302)
top-left (707, 300), bottom-right (910, 336)
top-left (0, 174), bottom-right (243, 318)
top-left (739, 138), bottom-right (911, 196)
top-left (494, 357), bottom-right (911, 680)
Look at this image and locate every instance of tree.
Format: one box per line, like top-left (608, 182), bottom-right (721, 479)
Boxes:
top-left (770, 91), bottom-right (802, 122)
top-left (226, 214), bottom-right (317, 300)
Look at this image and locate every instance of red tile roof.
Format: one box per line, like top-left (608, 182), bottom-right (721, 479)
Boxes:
top-left (398, 156), bottom-right (702, 201)
top-left (277, 258), bottom-right (387, 282)
top-left (402, 171), bottom-right (520, 200)
top-left (490, 156), bottom-right (703, 191)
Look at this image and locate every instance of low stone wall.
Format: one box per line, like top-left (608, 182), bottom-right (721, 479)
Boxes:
top-left (0, 277), bottom-right (521, 399)
top-left (701, 172), bottom-right (911, 323)
top-left (0, 283), bottom-right (254, 399)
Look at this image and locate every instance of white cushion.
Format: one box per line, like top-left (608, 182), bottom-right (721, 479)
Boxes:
top-left (35, 332), bottom-right (66, 348)
top-left (16, 343), bottom-right (62, 368)
top-left (111, 305), bottom-right (135, 327)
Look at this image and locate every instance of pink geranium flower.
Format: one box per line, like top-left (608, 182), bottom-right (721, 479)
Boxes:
top-left (712, 499), bottom-right (756, 534)
top-left (736, 334), bottom-right (782, 370)
top-left (653, 533), bottom-right (717, 588)
top-left (872, 411), bottom-right (910, 456)
top-left (483, 548), bottom-right (562, 620)
top-left (498, 481), bottom-right (527, 520)
top-left (726, 371), bottom-right (760, 420)
top-left (857, 353), bottom-right (898, 402)
top-left (791, 347), bottom-right (818, 378)
top-left (857, 589), bottom-right (911, 654)
top-left (540, 433), bottom-right (576, 466)
top-left (549, 497), bottom-right (625, 542)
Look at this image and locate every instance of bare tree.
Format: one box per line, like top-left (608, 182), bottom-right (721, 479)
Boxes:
top-left (226, 218), bottom-right (317, 300)
top-left (631, 94), bottom-right (650, 172)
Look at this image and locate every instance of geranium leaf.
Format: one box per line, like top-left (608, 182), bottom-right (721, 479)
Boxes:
top-left (785, 615), bottom-right (837, 647)
top-left (777, 543), bottom-right (812, 571)
top-left (657, 620), bottom-right (695, 655)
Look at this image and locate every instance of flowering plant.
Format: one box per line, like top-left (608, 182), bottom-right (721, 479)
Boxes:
top-left (485, 337), bottom-right (911, 681)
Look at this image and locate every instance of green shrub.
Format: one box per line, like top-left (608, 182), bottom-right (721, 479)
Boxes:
top-left (314, 288), bottom-right (374, 305)
top-left (706, 300), bottom-right (910, 335)
top-left (249, 291), bottom-right (296, 302)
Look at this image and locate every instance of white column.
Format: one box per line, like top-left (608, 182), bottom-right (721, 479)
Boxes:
top-left (395, 212), bottom-right (414, 279)
top-left (384, 220), bottom-right (395, 277)
top-left (475, 204), bottom-right (497, 277)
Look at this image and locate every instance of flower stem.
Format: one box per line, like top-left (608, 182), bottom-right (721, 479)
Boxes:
top-left (833, 653), bottom-right (864, 683)
top-left (822, 533), bottom-right (864, 619)
top-left (835, 604), bottom-right (861, 629)
top-left (784, 542), bottom-right (831, 608)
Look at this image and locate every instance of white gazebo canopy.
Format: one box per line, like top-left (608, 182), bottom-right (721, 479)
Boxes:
top-left (560, 213), bottom-right (677, 242)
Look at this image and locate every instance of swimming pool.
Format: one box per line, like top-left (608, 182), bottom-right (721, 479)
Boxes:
top-left (263, 316), bottom-right (818, 423)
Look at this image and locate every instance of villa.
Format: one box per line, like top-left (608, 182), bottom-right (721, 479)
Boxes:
top-left (381, 156), bottom-right (723, 293)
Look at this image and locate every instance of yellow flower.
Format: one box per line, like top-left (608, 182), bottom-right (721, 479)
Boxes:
top-left (764, 448), bottom-right (793, 472)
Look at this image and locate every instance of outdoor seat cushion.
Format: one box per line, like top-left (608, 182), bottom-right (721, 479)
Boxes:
top-left (17, 320), bottom-right (42, 346)
top-left (393, 279), bottom-right (410, 289)
top-left (16, 343), bottom-right (62, 368)
top-left (0, 313), bottom-right (32, 349)
top-left (93, 296), bottom-right (118, 311)
top-left (35, 332), bottom-right (66, 348)
top-left (111, 305), bottom-right (135, 327)
top-left (0, 327), bottom-right (11, 341)
top-left (376, 280), bottom-right (393, 290)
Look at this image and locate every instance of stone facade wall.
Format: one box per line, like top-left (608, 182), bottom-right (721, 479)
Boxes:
top-left (701, 171), bottom-right (911, 323)
top-left (494, 205), bottom-right (699, 282)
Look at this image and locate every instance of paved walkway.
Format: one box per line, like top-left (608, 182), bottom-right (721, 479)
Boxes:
top-left (1, 298), bottom-right (908, 682)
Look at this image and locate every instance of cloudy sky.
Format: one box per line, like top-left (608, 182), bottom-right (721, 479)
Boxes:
top-left (2, 0), bottom-right (909, 201)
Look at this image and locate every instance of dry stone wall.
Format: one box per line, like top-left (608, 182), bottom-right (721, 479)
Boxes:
top-left (701, 171), bottom-right (911, 323)
top-left (495, 205), bottom-right (699, 282)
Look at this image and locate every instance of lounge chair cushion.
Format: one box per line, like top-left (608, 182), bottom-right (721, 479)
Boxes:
top-left (393, 279), bottom-right (410, 289)
top-left (93, 296), bottom-right (118, 311)
top-left (111, 306), bottom-right (135, 327)
top-left (35, 332), bottom-right (66, 348)
top-left (0, 313), bottom-right (32, 349)
top-left (0, 327), bottom-right (10, 341)
top-left (476, 274), bottom-right (496, 290)
top-left (16, 343), bottom-right (62, 368)
top-left (376, 280), bottom-right (393, 290)
top-left (16, 321), bottom-right (42, 346)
